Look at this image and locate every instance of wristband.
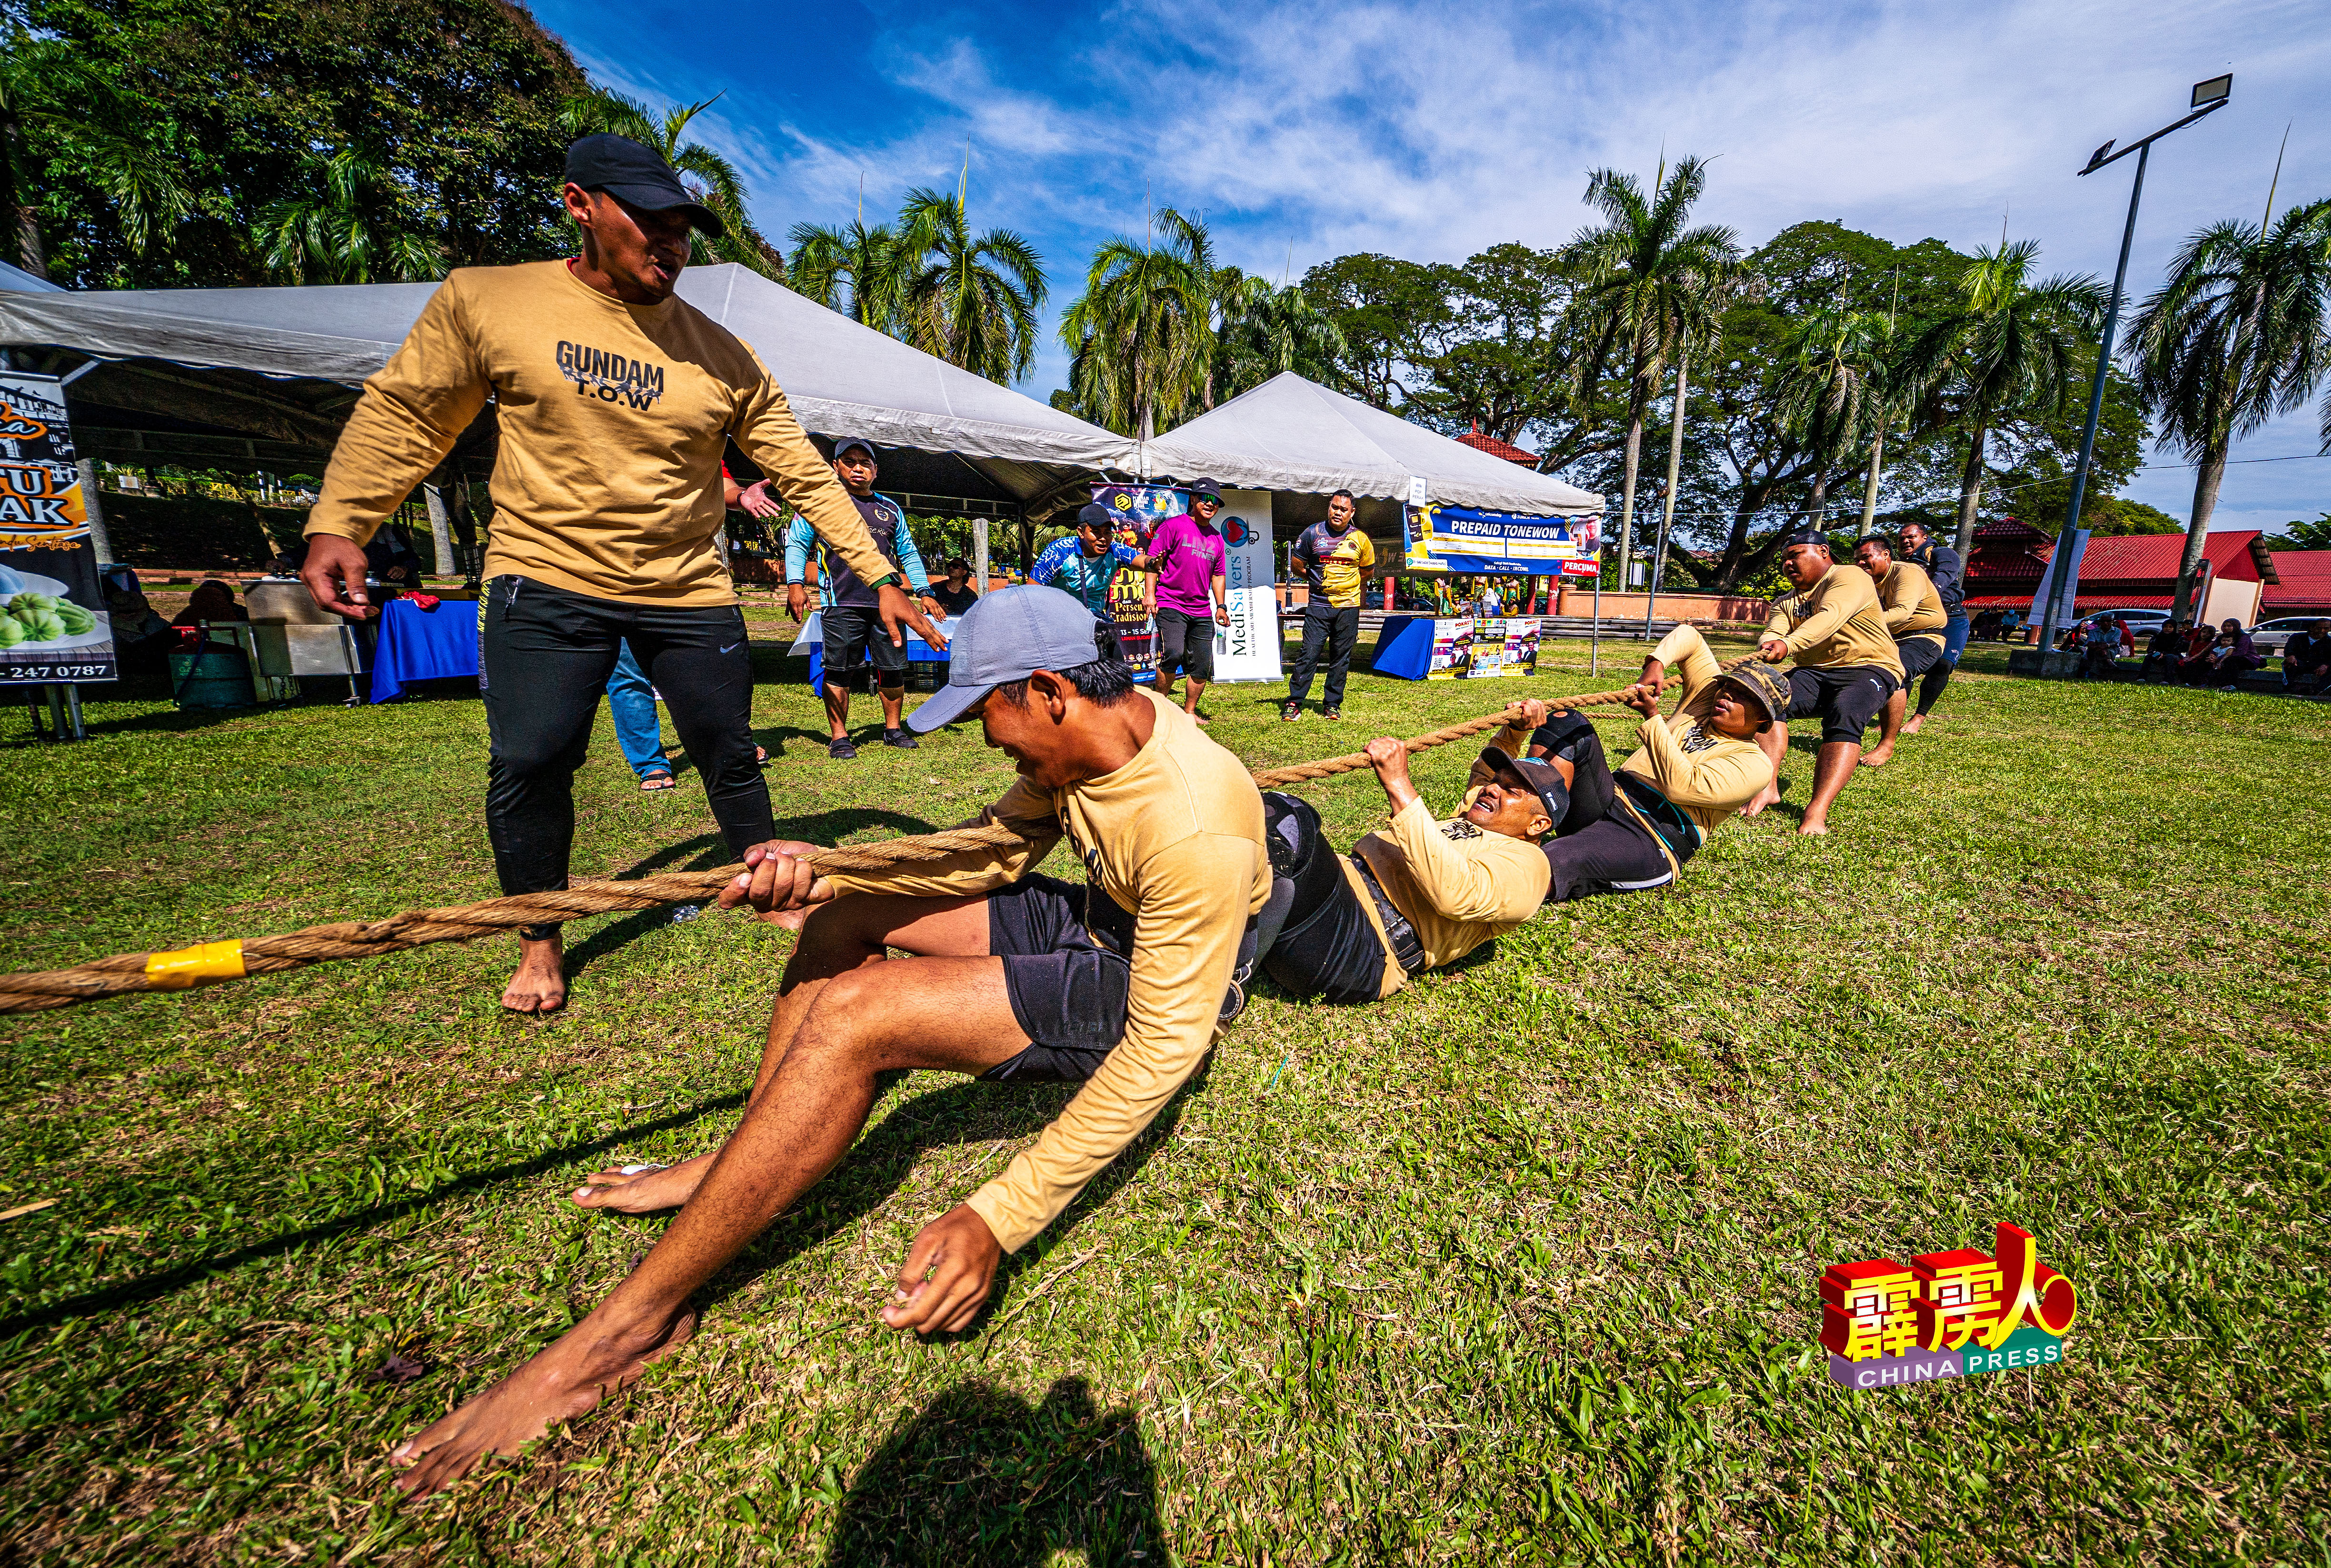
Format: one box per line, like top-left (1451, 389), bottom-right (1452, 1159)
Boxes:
top-left (869, 573), bottom-right (903, 591)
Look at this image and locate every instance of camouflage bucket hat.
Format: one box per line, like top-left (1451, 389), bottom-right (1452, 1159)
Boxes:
top-left (1714, 663), bottom-right (1791, 724)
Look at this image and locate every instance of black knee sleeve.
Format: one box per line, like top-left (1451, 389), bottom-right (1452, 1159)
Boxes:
top-left (1529, 710), bottom-right (1598, 763)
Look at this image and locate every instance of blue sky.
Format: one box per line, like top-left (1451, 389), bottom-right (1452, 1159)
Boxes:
top-left (534, 0), bottom-right (2331, 534)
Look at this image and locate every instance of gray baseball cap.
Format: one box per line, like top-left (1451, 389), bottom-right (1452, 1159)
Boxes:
top-left (906, 584), bottom-right (1110, 733)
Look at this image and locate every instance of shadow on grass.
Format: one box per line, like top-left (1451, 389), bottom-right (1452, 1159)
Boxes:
top-left (814, 1376), bottom-right (1165, 1568)
top-left (0, 1091), bottom-right (751, 1341)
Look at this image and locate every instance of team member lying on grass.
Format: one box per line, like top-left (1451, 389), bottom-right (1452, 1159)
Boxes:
top-left (388, 586), bottom-right (1269, 1497)
top-left (1262, 631), bottom-right (1785, 1002)
top-left (1746, 529), bottom-right (1905, 835)
top-left (1851, 533), bottom-right (1948, 769)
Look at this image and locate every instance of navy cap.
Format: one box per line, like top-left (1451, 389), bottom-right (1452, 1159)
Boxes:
top-left (906, 585), bottom-right (1112, 733)
top-left (564, 134), bottom-right (726, 238)
top-left (1076, 502), bottom-right (1114, 531)
top-left (833, 436), bottom-right (878, 463)
top-left (1186, 477), bottom-right (1223, 503)
top-left (1477, 745), bottom-right (1568, 828)
top-left (1780, 526), bottom-right (1833, 550)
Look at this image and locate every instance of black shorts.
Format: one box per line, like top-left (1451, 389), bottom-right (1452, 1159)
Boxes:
top-left (1154, 607), bottom-right (1216, 683)
top-left (1895, 636), bottom-right (1944, 683)
top-left (822, 604), bottom-right (908, 685)
top-left (982, 875), bottom-right (1133, 1083)
top-left (1786, 665), bottom-right (1899, 745)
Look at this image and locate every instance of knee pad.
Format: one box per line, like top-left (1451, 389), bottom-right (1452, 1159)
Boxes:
top-left (1263, 792), bottom-right (1344, 918)
top-left (1529, 710), bottom-right (1599, 764)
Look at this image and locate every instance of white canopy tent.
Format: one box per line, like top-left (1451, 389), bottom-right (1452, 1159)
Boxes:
top-left (1144, 372), bottom-right (1601, 516)
top-left (0, 263), bottom-right (1134, 523)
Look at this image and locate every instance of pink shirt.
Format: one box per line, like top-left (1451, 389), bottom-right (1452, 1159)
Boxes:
top-left (1145, 513), bottom-right (1225, 616)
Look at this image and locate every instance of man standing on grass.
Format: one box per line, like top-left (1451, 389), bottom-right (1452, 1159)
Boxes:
top-left (1281, 489), bottom-right (1375, 723)
top-left (1145, 478), bottom-right (1229, 723)
top-left (388, 586), bottom-right (1268, 1497)
top-left (1028, 502), bottom-right (1159, 621)
top-left (1851, 534), bottom-right (1946, 767)
top-left (1744, 529), bottom-right (1903, 835)
top-left (786, 437), bottom-right (946, 758)
top-left (300, 136), bottom-right (941, 1015)
top-left (1898, 518), bottom-right (1967, 734)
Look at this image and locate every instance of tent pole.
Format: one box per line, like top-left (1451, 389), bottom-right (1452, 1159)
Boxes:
top-left (422, 481), bottom-right (458, 578)
top-left (973, 516), bottom-right (989, 596)
top-left (78, 460), bottom-right (115, 566)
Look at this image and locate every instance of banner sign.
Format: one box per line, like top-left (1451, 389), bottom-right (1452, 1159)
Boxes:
top-left (1820, 1221), bottom-right (2079, 1390)
top-left (1427, 616), bottom-right (1540, 680)
top-left (1404, 503), bottom-right (1600, 577)
top-left (1557, 556), bottom-right (1602, 578)
top-left (0, 372), bottom-right (113, 685)
top-left (1214, 488), bottom-right (1282, 683)
top-left (1092, 482), bottom-right (1186, 684)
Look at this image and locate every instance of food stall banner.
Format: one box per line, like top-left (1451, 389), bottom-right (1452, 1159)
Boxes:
top-left (1091, 481), bottom-right (1187, 683)
top-left (0, 371), bottom-right (113, 685)
top-left (1403, 503), bottom-right (1600, 576)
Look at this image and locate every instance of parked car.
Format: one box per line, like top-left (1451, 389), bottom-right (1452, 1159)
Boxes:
top-left (2074, 608), bottom-right (2170, 638)
top-left (2246, 616), bottom-right (2326, 656)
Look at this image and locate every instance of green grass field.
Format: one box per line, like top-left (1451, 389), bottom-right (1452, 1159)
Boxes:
top-left (2, 637), bottom-right (2327, 1565)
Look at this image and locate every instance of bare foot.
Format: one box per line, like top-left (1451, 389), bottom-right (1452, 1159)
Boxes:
top-left (1798, 818), bottom-right (1830, 836)
top-left (570, 1154), bottom-right (717, 1214)
top-left (500, 935), bottom-right (566, 1014)
top-left (390, 1308), bottom-right (695, 1497)
top-left (1902, 714), bottom-right (1928, 735)
top-left (1742, 784), bottom-right (1780, 818)
top-left (1858, 742), bottom-right (1895, 768)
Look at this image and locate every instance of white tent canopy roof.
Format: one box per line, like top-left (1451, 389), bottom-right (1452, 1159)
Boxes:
top-left (0, 262), bottom-right (1134, 481)
top-left (1145, 372), bottom-right (1601, 516)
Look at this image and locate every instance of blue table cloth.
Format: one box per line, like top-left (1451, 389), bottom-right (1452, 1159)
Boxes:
top-left (1369, 614), bottom-right (1441, 680)
top-left (371, 596), bottom-right (481, 702)
top-left (797, 610), bottom-right (946, 690)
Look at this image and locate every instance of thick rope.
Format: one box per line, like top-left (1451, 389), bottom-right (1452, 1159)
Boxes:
top-left (0, 659), bottom-right (1753, 1015)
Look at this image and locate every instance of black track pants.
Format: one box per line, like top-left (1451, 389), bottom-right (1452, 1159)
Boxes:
top-left (1287, 604), bottom-right (1361, 709)
top-left (479, 575), bottom-right (772, 906)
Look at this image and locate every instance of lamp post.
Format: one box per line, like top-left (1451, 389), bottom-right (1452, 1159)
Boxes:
top-left (2035, 73), bottom-right (2232, 662)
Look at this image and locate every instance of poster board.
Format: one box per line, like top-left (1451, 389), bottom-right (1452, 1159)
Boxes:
top-left (1092, 481), bottom-right (1184, 683)
top-left (1426, 616), bottom-right (1539, 679)
top-left (1403, 503), bottom-right (1599, 576)
top-left (0, 372), bottom-right (113, 685)
top-left (1214, 488), bottom-right (1281, 683)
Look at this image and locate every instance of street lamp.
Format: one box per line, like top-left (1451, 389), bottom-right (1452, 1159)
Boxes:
top-left (2034, 75), bottom-right (2233, 662)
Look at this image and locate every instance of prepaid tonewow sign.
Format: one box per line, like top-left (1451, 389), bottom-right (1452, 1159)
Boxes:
top-left (0, 372), bottom-right (113, 685)
top-left (1820, 1221), bottom-right (2079, 1389)
top-left (1403, 503), bottom-right (1598, 576)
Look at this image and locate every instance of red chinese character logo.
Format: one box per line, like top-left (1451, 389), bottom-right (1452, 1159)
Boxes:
top-left (1916, 1222), bottom-right (2079, 1351)
top-left (1819, 1259), bottom-right (1920, 1361)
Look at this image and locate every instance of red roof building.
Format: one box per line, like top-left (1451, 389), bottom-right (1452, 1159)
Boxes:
top-left (1457, 422), bottom-right (1539, 466)
top-left (2265, 551), bottom-right (2331, 615)
top-left (1962, 517), bottom-right (2279, 625)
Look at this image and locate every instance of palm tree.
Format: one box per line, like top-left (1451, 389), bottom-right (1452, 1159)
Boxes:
top-left (2130, 200), bottom-right (2331, 622)
top-left (1904, 241), bottom-right (2105, 556)
top-left (1564, 157), bottom-right (1741, 588)
top-left (1774, 308), bottom-right (1902, 532)
top-left (890, 187), bottom-right (1047, 384)
top-left (1209, 268), bottom-right (1348, 405)
top-left (1059, 208), bottom-right (1215, 438)
top-left (257, 150), bottom-right (442, 284)
top-left (0, 37), bottom-right (192, 276)
top-left (559, 90), bottom-right (785, 278)
top-left (787, 217), bottom-right (903, 330)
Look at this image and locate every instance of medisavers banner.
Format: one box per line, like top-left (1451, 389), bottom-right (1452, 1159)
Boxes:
top-left (1403, 503), bottom-right (1600, 576)
top-left (0, 371), bottom-right (113, 685)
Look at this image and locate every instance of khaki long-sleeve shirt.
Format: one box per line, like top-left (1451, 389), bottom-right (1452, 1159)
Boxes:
top-left (818, 692), bottom-right (1268, 1252)
top-left (1875, 561), bottom-right (1947, 645)
top-left (1763, 564), bottom-right (1904, 678)
top-left (1346, 793), bottom-right (1551, 998)
top-left (306, 261), bottom-right (892, 606)
top-left (1618, 624), bottom-right (1775, 837)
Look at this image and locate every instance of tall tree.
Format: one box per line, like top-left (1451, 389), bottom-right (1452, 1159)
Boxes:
top-left (2129, 199), bottom-right (2331, 621)
top-left (1299, 252), bottom-right (1456, 410)
top-left (1564, 157), bottom-right (1741, 586)
top-left (1773, 308), bottom-right (1898, 531)
top-left (558, 90), bottom-right (784, 277)
top-left (788, 217), bottom-right (903, 329)
top-left (1903, 240), bottom-right (2105, 557)
top-left (1058, 208), bottom-right (1215, 438)
top-left (257, 150), bottom-right (444, 283)
top-left (890, 187), bottom-right (1046, 383)
top-left (0, 31), bottom-right (195, 276)
top-left (1208, 268), bottom-right (1347, 406)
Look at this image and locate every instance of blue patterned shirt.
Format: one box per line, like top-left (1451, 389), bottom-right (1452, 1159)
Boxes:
top-left (1029, 535), bottom-right (1145, 617)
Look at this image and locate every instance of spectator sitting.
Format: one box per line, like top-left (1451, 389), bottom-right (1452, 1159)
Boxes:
top-left (2202, 619), bottom-right (2261, 689)
top-left (2178, 624), bottom-right (2224, 686)
top-left (2140, 619), bottom-right (2191, 684)
top-left (172, 579), bottom-right (250, 627)
top-left (2281, 619), bottom-right (2331, 695)
top-left (1997, 607), bottom-right (2024, 643)
top-left (931, 557), bottom-right (980, 618)
top-left (2079, 615), bottom-right (2123, 680)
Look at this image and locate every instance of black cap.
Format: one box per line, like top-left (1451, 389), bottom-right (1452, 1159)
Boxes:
top-left (1186, 478), bottom-right (1223, 503)
top-left (1780, 526), bottom-right (1833, 550)
top-left (1076, 502), bottom-right (1114, 531)
top-left (1477, 746), bottom-right (1568, 828)
top-left (832, 436), bottom-right (877, 463)
top-left (564, 134), bottom-right (726, 238)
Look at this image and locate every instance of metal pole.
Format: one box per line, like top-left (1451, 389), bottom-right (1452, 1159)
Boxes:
top-left (972, 515), bottom-right (989, 597)
top-left (1644, 345), bottom-right (1690, 643)
top-left (2039, 141), bottom-right (2148, 660)
top-left (1591, 559), bottom-right (1602, 676)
